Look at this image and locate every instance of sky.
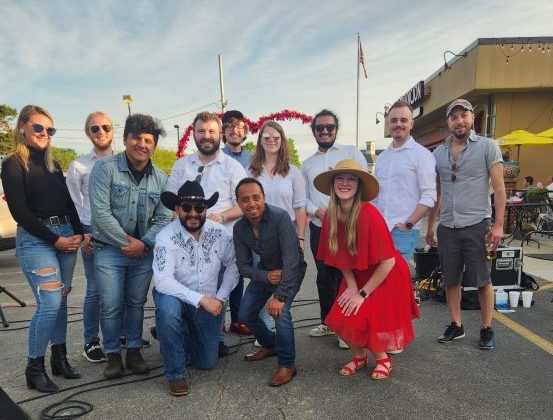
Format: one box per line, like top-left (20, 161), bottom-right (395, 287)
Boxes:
top-left (1, 0), bottom-right (552, 160)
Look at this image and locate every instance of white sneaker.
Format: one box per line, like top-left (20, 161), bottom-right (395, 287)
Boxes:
top-left (254, 339), bottom-right (261, 347)
top-left (387, 348), bottom-right (404, 355)
top-left (309, 324), bottom-right (335, 337)
top-left (338, 337), bottom-right (350, 349)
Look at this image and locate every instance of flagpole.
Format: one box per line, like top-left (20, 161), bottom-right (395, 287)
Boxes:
top-left (356, 33), bottom-right (360, 149)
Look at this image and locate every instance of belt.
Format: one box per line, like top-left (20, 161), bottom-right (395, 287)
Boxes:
top-left (40, 215), bottom-right (71, 225)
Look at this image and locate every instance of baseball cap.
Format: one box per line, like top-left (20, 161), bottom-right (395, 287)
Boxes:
top-left (446, 99), bottom-right (473, 117)
top-left (221, 110), bottom-right (244, 124)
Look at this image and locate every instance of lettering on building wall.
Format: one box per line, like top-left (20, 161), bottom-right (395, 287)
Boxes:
top-left (399, 81), bottom-right (425, 108)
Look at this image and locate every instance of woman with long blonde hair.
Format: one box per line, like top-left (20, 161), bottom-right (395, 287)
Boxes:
top-left (1, 105), bottom-right (83, 392)
top-left (314, 159), bottom-right (420, 380)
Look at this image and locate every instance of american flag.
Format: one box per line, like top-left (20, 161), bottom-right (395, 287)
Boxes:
top-left (359, 41), bottom-right (368, 79)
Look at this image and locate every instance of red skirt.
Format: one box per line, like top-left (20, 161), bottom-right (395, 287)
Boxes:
top-left (324, 256), bottom-right (420, 353)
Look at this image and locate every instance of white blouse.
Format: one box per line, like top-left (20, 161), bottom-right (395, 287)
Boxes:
top-left (249, 164), bottom-right (306, 221)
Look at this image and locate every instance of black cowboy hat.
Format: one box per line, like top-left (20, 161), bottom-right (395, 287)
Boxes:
top-left (161, 180), bottom-right (219, 210)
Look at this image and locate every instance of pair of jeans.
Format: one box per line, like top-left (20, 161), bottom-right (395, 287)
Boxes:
top-left (16, 223), bottom-right (77, 358)
top-left (309, 222), bottom-right (341, 322)
top-left (81, 224), bottom-right (100, 345)
top-left (239, 280), bottom-right (299, 367)
top-left (154, 290), bottom-right (222, 380)
top-left (391, 228), bottom-right (420, 265)
top-left (94, 242), bottom-right (153, 353)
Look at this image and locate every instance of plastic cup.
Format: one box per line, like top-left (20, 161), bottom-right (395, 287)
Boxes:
top-left (521, 291), bottom-right (533, 308)
top-left (509, 291), bottom-right (520, 308)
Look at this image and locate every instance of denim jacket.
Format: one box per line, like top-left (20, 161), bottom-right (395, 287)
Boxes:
top-left (89, 153), bottom-right (172, 249)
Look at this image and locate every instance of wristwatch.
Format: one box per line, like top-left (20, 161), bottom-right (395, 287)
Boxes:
top-left (359, 289), bottom-right (368, 299)
top-left (274, 294), bottom-right (287, 303)
top-left (405, 221), bottom-right (414, 230)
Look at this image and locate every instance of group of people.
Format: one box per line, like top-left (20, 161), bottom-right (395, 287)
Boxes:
top-left (1, 97), bottom-right (505, 397)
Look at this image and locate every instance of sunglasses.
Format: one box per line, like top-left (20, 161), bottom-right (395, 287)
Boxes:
top-left (180, 202), bottom-right (207, 213)
top-left (314, 124), bottom-right (336, 133)
top-left (90, 125), bottom-right (112, 134)
top-left (261, 133), bottom-right (281, 142)
top-left (335, 174), bottom-right (359, 183)
top-left (451, 163), bottom-right (457, 182)
top-left (195, 166), bottom-right (204, 183)
top-left (31, 124), bottom-right (56, 137)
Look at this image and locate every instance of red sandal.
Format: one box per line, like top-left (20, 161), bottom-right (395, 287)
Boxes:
top-left (339, 355), bottom-right (368, 376)
top-left (371, 357), bottom-right (393, 380)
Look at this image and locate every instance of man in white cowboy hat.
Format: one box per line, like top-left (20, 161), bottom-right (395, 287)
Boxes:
top-left (373, 100), bottom-right (436, 266)
top-left (152, 180), bottom-right (239, 397)
top-left (426, 98), bottom-right (506, 350)
top-left (301, 109), bottom-right (368, 348)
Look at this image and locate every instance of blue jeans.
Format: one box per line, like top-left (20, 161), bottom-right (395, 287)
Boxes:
top-left (239, 280), bottom-right (299, 367)
top-left (154, 290), bottom-right (222, 380)
top-left (81, 225), bottom-right (100, 345)
top-left (94, 242), bottom-right (153, 353)
top-left (16, 224), bottom-right (77, 358)
top-left (391, 228), bottom-right (420, 265)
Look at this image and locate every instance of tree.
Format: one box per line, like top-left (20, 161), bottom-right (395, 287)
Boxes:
top-left (0, 104), bottom-right (17, 156)
top-left (242, 138), bottom-right (301, 168)
top-left (152, 148), bottom-right (178, 174)
top-left (52, 147), bottom-right (78, 172)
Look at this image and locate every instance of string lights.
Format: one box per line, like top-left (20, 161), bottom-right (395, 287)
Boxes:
top-left (497, 39), bottom-right (551, 64)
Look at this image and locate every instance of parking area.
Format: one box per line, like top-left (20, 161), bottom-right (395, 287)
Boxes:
top-left (1, 233), bottom-right (552, 419)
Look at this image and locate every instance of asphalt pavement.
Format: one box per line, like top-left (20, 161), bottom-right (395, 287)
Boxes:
top-left (1, 230), bottom-right (552, 420)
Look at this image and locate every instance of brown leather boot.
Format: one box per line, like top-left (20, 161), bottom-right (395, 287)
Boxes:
top-left (104, 352), bottom-right (124, 379)
top-left (269, 366), bottom-right (298, 386)
top-left (168, 379), bottom-right (189, 396)
top-left (125, 348), bottom-right (149, 374)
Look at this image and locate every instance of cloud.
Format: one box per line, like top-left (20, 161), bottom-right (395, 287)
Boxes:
top-left (1, 0), bottom-right (551, 158)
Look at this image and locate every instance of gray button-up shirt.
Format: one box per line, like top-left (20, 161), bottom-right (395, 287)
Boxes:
top-left (233, 204), bottom-right (306, 299)
top-left (433, 131), bottom-right (502, 228)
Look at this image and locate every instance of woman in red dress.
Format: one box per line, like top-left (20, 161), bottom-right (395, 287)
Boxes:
top-left (314, 159), bottom-right (420, 380)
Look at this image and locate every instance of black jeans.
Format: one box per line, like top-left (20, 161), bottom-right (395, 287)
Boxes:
top-left (309, 222), bottom-right (341, 323)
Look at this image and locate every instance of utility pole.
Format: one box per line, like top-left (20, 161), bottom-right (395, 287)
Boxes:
top-left (218, 54), bottom-right (227, 112)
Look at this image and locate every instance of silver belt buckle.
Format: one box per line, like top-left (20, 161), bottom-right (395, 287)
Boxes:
top-left (49, 216), bottom-right (61, 225)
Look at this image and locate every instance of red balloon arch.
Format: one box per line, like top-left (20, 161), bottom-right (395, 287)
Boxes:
top-left (176, 109), bottom-right (313, 157)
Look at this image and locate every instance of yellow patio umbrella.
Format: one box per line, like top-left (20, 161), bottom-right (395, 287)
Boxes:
top-left (537, 127), bottom-right (553, 138)
top-left (497, 130), bottom-right (553, 160)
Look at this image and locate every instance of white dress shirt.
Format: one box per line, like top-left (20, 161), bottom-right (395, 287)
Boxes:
top-left (301, 143), bottom-right (368, 227)
top-left (66, 149), bottom-right (104, 226)
top-left (152, 219), bottom-right (239, 307)
top-left (249, 164), bottom-right (306, 221)
top-left (168, 151), bottom-right (247, 232)
top-left (373, 137), bottom-right (436, 231)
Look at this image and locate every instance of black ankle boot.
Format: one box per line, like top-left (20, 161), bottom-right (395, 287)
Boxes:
top-left (51, 344), bottom-right (81, 379)
top-left (25, 357), bottom-right (59, 393)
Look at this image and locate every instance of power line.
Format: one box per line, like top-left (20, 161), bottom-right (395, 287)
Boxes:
top-left (159, 100), bottom-right (220, 121)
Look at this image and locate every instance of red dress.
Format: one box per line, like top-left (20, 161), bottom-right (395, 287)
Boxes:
top-left (317, 203), bottom-right (420, 353)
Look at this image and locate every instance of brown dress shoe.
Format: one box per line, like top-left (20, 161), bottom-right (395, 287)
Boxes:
top-left (269, 366), bottom-right (298, 387)
top-left (244, 347), bottom-right (277, 362)
top-left (104, 353), bottom-right (124, 379)
top-left (168, 379), bottom-right (189, 397)
top-left (125, 348), bottom-right (149, 374)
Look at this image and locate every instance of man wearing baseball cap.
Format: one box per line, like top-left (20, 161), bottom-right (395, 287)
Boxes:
top-left (221, 110), bottom-right (252, 169)
top-left (426, 98), bottom-right (506, 350)
top-left (152, 181), bottom-right (239, 396)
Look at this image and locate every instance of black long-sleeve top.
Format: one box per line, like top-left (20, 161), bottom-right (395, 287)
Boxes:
top-left (1, 148), bottom-right (83, 244)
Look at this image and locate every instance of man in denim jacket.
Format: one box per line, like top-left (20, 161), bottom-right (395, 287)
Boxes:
top-left (89, 114), bottom-right (172, 379)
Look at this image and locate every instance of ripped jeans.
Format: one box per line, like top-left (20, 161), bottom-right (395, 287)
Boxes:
top-left (16, 223), bottom-right (78, 358)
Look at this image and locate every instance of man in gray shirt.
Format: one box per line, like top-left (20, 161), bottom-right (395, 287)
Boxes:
top-left (234, 178), bottom-right (306, 386)
top-left (426, 99), bottom-right (506, 350)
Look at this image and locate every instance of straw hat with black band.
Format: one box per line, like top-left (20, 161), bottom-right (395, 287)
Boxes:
top-left (160, 180), bottom-right (219, 210)
top-left (313, 159), bottom-right (379, 201)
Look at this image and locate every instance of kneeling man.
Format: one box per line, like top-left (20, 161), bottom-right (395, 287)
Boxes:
top-left (234, 178), bottom-right (306, 386)
top-left (152, 181), bottom-right (239, 396)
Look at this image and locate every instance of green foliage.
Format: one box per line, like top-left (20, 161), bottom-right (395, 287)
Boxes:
top-left (152, 148), bottom-right (178, 174)
top-left (241, 138), bottom-right (301, 168)
top-left (0, 104), bottom-right (17, 156)
top-left (52, 147), bottom-right (79, 172)
top-left (525, 188), bottom-right (549, 203)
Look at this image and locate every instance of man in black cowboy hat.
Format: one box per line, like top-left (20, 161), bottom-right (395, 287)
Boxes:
top-left (152, 181), bottom-right (239, 396)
